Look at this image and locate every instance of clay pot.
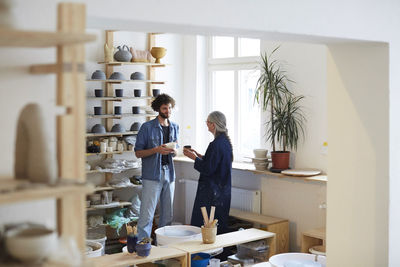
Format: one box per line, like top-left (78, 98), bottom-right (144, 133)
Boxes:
top-left (271, 151), bottom-right (290, 170)
top-left (150, 47), bottom-right (167, 63)
top-left (114, 45), bottom-right (132, 62)
top-left (91, 70), bottom-right (106, 80)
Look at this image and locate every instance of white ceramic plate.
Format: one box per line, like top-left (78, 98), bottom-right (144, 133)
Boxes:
top-left (281, 169), bottom-right (321, 177)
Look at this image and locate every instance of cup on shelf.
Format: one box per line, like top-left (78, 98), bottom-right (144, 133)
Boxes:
top-left (94, 106), bottom-right (102, 115)
top-left (106, 147), bottom-right (113, 152)
top-left (152, 89), bottom-right (161, 97)
top-left (117, 142), bottom-right (124, 152)
top-left (94, 89), bottom-right (103, 97)
top-left (115, 89), bottom-right (124, 97)
top-left (114, 106), bottom-right (122, 115)
top-left (100, 142), bottom-right (107, 153)
top-left (132, 106), bottom-right (140, 114)
top-left (134, 89), bottom-right (142, 97)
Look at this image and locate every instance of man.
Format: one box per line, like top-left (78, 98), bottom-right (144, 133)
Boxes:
top-left (135, 94), bottom-right (179, 241)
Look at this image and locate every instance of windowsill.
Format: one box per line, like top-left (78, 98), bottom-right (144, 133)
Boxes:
top-left (173, 156), bottom-right (327, 183)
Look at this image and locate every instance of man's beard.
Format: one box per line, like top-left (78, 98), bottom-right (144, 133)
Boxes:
top-left (159, 112), bottom-right (169, 119)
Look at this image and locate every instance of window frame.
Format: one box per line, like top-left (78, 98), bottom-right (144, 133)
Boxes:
top-left (207, 36), bottom-right (260, 160)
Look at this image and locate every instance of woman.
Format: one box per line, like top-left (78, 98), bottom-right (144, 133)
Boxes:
top-left (183, 111), bottom-right (233, 234)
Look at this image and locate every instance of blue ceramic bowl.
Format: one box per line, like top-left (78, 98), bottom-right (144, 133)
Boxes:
top-left (111, 124), bottom-right (126, 133)
top-left (91, 70), bottom-right (106, 80)
top-left (91, 124), bottom-right (106, 134)
top-left (109, 72), bottom-right (126, 80)
top-left (136, 242), bottom-right (151, 257)
top-left (130, 72), bottom-right (145, 80)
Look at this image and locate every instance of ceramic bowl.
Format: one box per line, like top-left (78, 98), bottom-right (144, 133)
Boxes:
top-left (91, 124), bottom-right (106, 134)
top-left (269, 253), bottom-right (326, 267)
top-left (130, 122), bottom-right (141, 131)
top-left (130, 72), bottom-right (145, 80)
top-left (253, 149), bottom-right (268, 158)
top-left (165, 142), bottom-right (177, 149)
top-left (91, 70), bottom-right (106, 80)
top-left (254, 162), bottom-right (268, 171)
top-left (109, 72), bottom-right (126, 80)
top-left (111, 123), bottom-right (126, 133)
top-left (150, 47), bottom-right (167, 63)
top-left (5, 226), bottom-right (57, 263)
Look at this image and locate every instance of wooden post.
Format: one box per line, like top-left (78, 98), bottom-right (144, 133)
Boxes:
top-left (56, 2), bottom-right (87, 251)
top-left (147, 33), bottom-right (156, 119)
top-left (105, 30), bottom-right (114, 182)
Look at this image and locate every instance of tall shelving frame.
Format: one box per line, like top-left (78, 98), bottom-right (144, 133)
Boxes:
top-left (0, 3), bottom-right (95, 251)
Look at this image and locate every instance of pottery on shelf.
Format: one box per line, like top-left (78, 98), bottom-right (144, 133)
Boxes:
top-left (114, 45), bottom-right (132, 62)
top-left (150, 47), bottom-right (167, 63)
top-left (130, 72), bottom-right (145, 80)
top-left (115, 89), bottom-right (124, 97)
top-left (152, 89), bottom-right (161, 97)
top-left (130, 122), bottom-right (141, 131)
top-left (136, 242), bottom-right (151, 257)
top-left (94, 106), bottom-right (102, 115)
top-left (91, 124), bottom-right (106, 134)
top-left (109, 72), bottom-right (126, 80)
top-left (91, 70), bottom-right (106, 80)
top-left (114, 106), bottom-right (122, 115)
top-left (94, 89), bottom-right (103, 97)
top-left (134, 89), bottom-right (142, 97)
top-left (132, 106), bottom-right (140, 114)
top-left (111, 124), bottom-right (126, 133)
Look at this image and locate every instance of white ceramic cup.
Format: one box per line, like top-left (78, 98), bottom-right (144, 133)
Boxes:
top-left (100, 142), bottom-right (107, 153)
top-left (109, 141), bottom-right (117, 151)
top-left (106, 147), bottom-right (113, 152)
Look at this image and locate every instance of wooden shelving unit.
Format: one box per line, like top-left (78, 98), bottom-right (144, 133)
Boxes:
top-left (98, 61), bottom-right (167, 67)
top-left (87, 96), bottom-right (153, 101)
top-left (0, 3), bottom-right (95, 253)
top-left (86, 131), bottom-right (138, 138)
top-left (0, 29), bottom-right (95, 47)
top-left (87, 201), bottom-right (132, 211)
top-left (87, 79), bottom-right (165, 84)
top-left (86, 150), bottom-right (135, 156)
top-left (87, 167), bottom-right (139, 175)
top-left (87, 113), bottom-right (156, 119)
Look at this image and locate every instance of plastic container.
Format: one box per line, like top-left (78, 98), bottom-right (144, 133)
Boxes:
top-left (155, 225), bottom-right (201, 246)
top-left (136, 242), bottom-right (151, 257)
top-left (191, 252), bottom-right (210, 267)
top-left (236, 240), bottom-right (269, 262)
top-left (86, 233), bottom-right (107, 256)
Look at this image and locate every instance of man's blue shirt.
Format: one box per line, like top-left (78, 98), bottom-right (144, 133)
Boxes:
top-left (134, 118), bottom-right (179, 182)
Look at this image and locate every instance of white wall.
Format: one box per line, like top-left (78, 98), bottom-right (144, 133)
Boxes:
top-left (1, 1), bottom-right (398, 265)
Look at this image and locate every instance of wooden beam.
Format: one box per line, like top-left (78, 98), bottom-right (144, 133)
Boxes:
top-left (30, 63), bottom-right (85, 74)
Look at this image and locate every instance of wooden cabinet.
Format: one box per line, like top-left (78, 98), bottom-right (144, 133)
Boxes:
top-left (0, 2), bottom-right (95, 251)
top-left (301, 227), bottom-right (325, 253)
top-left (229, 208), bottom-right (289, 254)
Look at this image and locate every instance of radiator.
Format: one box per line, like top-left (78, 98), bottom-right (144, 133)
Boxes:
top-left (182, 179), bottom-right (261, 224)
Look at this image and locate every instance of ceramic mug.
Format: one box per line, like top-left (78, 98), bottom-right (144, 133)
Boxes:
top-left (115, 89), bottom-right (123, 97)
top-left (94, 106), bottom-right (102, 115)
top-left (132, 106), bottom-right (140, 114)
top-left (134, 89), bottom-right (141, 97)
top-left (114, 106), bottom-right (122, 115)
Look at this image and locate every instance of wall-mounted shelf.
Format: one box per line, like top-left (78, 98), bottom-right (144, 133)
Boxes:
top-left (0, 29), bottom-right (96, 47)
top-left (87, 114), bottom-right (155, 119)
top-left (98, 61), bottom-right (166, 67)
top-left (0, 178), bottom-right (93, 205)
top-left (86, 167), bottom-right (139, 175)
top-left (87, 201), bottom-right (132, 211)
top-left (87, 96), bottom-right (154, 101)
top-left (86, 150), bottom-right (135, 156)
top-left (86, 79), bottom-right (165, 84)
top-left (86, 131), bottom-right (138, 138)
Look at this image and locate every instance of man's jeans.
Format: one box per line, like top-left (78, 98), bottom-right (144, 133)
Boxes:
top-left (137, 165), bottom-right (175, 241)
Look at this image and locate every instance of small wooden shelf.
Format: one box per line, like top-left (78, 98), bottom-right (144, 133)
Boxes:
top-left (86, 246), bottom-right (187, 267)
top-left (98, 61), bottom-right (167, 67)
top-left (86, 79), bottom-right (165, 84)
top-left (0, 29), bottom-right (96, 47)
top-left (86, 131), bottom-right (138, 138)
top-left (87, 201), bottom-right (132, 211)
top-left (87, 114), bottom-right (155, 119)
top-left (87, 96), bottom-right (154, 101)
top-left (86, 150), bottom-right (135, 156)
top-left (0, 179), bottom-right (94, 205)
top-left (94, 186), bottom-right (114, 191)
top-left (86, 167), bottom-right (139, 174)
top-left (301, 228), bottom-right (326, 253)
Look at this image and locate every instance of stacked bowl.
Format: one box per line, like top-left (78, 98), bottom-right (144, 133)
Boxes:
top-left (252, 149), bottom-right (269, 170)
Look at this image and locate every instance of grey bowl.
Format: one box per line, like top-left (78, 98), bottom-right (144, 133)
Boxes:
top-left (91, 70), bottom-right (106, 80)
top-left (130, 72), bottom-right (145, 80)
top-left (130, 122), bottom-right (141, 131)
top-left (91, 124), bottom-right (106, 134)
top-left (111, 124), bottom-right (126, 133)
top-left (109, 72), bottom-right (126, 80)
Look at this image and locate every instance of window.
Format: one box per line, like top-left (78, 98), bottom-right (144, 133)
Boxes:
top-left (208, 36), bottom-right (261, 160)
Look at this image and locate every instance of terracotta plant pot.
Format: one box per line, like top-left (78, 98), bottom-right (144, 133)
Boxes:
top-left (271, 151), bottom-right (290, 170)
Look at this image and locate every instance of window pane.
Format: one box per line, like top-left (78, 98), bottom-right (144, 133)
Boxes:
top-left (238, 69), bottom-right (260, 156)
top-left (238, 38), bottom-right (260, 57)
top-left (213, 71), bottom-right (235, 143)
top-left (212, 36), bottom-right (234, 58)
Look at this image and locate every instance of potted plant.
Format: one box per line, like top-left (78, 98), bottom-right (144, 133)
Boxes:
top-left (254, 47), bottom-right (305, 171)
top-left (136, 237), bottom-right (152, 257)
